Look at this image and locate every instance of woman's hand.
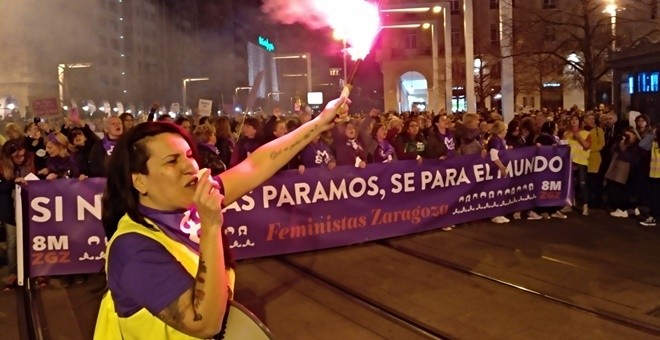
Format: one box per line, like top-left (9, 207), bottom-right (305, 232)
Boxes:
top-left (78, 174), bottom-right (88, 181)
top-left (14, 177), bottom-right (26, 185)
top-left (316, 96), bottom-right (350, 131)
top-left (46, 173), bottom-right (57, 180)
top-left (298, 165), bottom-right (305, 175)
top-left (37, 168), bottom-right (49, 175)
top-left (193, 168), bottom-right (224, 228)
top-left (327, 160), bottom-right (336, 170)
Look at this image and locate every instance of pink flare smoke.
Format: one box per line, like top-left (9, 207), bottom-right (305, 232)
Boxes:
top-left (261, 0), bottom-right (381, 60)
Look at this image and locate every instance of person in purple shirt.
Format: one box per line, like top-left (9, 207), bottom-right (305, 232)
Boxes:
top-left (230, 117), bottom-right (262, 168)
top-left (298, 134), bottom-right (336, 174)
top-left (332, 121), bottom-right (367, 168)
top-left (45, 132), bottom-right (85, 180)
top-left (426, 114), bottom-right (456, 159)
top-left (98, 95), bottom-right (350, 338)
top-left (371, 123), bottom-right (396, 163)
top-left (487, 122), bottom-right (510, 224)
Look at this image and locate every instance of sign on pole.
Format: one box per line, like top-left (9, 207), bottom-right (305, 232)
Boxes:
top-left (198, 99), bottom-right (213, 116)
top-left (171, 102), bottom-right (181, 114)
top-left (31, 98), bottom-right (60, 117)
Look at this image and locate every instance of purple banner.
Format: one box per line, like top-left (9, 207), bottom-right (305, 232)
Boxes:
top-left (19, 146), bottom-right (571, 276)
top-left (20, 179), bottom-right (107, 276)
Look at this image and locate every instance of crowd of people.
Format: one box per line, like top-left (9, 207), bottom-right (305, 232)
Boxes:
top-left (0, 102), bottom-right (658, 293)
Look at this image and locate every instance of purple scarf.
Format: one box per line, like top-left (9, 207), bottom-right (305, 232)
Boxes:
top-left (139, 205), bottom-right (203, 253)
top-left (102, 137), bottom-right (117, 155)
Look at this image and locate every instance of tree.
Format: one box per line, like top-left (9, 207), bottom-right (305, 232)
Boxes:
top-left (473, 55), bottom-right (500, 112)
top-left (508, 0), bottom-right (659, 109)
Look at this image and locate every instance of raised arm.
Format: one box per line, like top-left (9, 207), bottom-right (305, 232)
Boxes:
top-left (220, 96), bottom-right (348, 205)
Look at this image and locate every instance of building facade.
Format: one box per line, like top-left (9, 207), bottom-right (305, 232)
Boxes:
top-left (0, 0), bottom-right (201, 116)
top-left (376, 0), bottom-right (660, 114)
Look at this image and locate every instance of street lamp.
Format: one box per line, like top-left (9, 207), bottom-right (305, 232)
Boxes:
top-left (182, 77), bottom-right (209, 110)
top-left (603, 0), bottom-right (618, 51)
top-left (58, 62), bottom-right (92, 109)
top-left (273, 53), bottom-right (312, 93)
top-left (381, 4), bottom-right (443, 13)
top-left (234, 86), bottom-right (252, 111)
top-left (332, 30), bottom-right (349, 82)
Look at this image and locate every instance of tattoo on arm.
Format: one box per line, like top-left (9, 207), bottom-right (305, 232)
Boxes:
top-left (157, 295), bottom-right (190, 330)
top-left (270, 126), bottom-right (317, 160)
top-left (156, 255), bottom-right (210, 329)
top-left (192, 257), bottom-right (208, 321)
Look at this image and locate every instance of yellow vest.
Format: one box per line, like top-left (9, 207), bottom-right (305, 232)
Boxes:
top-left (587, 128), bottom-right (605, 173)
top-left (651, 142), bottom-right (660, 179)
top-left (94, 214), bottom-right (235, 340)
top-left (567, 130), bottom-right (590, 166)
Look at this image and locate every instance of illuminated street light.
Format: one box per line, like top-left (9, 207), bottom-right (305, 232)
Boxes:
top-left (274, 53), bottom-right (312, 92)
top-left (182, 77), bottom-right (209, 109)
top-left (380, 3), bottom-right (444, 13)
top-left (381, 23), bottom-right (423, 29)
top-left (603, 0), bottom-right (618, 50)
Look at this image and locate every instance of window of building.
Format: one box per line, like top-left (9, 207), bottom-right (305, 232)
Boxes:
top-left (543, 0), bottom-right (557, 9)
top-left (490, 24), bottom-right (499, 46)
top-left (637, 72), bottom-right (660, 92)
top-left (450, 0), bottom-right (460, 14)
top-left (405, 32), bottom-right (418, 49)
top-left (490, 0), bottom-right (499, 9)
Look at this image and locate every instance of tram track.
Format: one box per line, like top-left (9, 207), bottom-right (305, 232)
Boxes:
top-left (275, 230), bottom-right (660, 339)
top-left (378, 239), bottom-right (660, 337)
top-left (276, 257), bottom-right (451, 340)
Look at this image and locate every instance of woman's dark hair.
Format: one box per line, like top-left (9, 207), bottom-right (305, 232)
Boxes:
top-left (101, 122), bottom-right (199, 238)
top-left (430, 114), bottom-right (448, 134)
top-left (286, 118), bottom-right (301, 132)
top-left (371, 122), bottom-right (386, 139)
top-left (635, 114), bottom-right (651, 130)
top-left (570, 113), bottom-right (583, 126)
top-left (623, 126), bottom-right (638, 141)
top-left (505, 119), bottom-right (520, 138)
top-left (119, 112), bottom-right (134, 123)
top-left (401, 118), bottom-right (419, 135)
top-left (198, 116), bottom-right (211, 126)
top-left (540, 121), bottom-right (557, 135)
top-left (176, 116), bottom-right (192, 126)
